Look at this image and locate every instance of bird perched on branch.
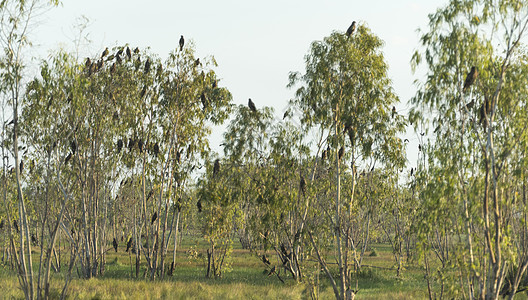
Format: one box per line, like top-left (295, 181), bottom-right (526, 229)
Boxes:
top-left (126, 47), bottom-right (132, 59)
top-left (338, 146), bottom-right (345, 161)
top-left (213, 159), bottom-right (220, 177)
top-left (101, 47), bottom-right (109, 58)
top-left (151, 212), bottom-right (157, 225)
top-left (346, 21), bottom-right (356, 37)
top-left (300, 175), bottom-right (306, 196)
top-left (179, 35), bottom-right (185, 51)
top-left (463, 66), bottom-right (478, 93)
top-left (144, 59), bottom-right (151, 74)
top-left (248, 98), bottom-right (256, 112)
top-left (113, 238), bottom-right (118, 252)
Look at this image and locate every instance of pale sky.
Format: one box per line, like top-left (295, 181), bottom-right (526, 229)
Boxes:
top-left (33, 0), bottom-right (447, 169)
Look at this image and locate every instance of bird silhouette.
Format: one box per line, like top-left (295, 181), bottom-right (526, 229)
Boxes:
top-left (70, 140), bottom-right (77, 154)
top-left (134, 47), bottom-right (140, 54)
top-left (126, 47), bottom-right (132, 59)
top-left (144, 59), bottom-right (151, 73)
top-left (197, 200), bottom-right (202, 212)
top-left (248, 98), bottom-right (257, 112)
top-left (392, 106), bottom-right (397, 118)
top-left (126, 237), bottom-right (133, 252)
top-left (346, 21), bottom-right (356, 37)
top-left (213, 159), bottom-right (220, 177)
top-left (195, 58), bottom-right (200, 66)
top-left (113, 238), bottom-right (118, 252)
top-left (321, 150), bottom-right (327, 160)
top-left (65, 153), bottom-right (72, 164)
top-left (338, 146), bottom-right (344, 160)
top-left (179, 35), bottom-right (185, 51)
top-left (151, 212), bottom-right (157, 225)
top-left (102, 47), bottom-right (109, 58)
top-left (300, 175), bottom-right (306, 196)
top-left (463, 66), bottom-right (478, 93)
top-left (117, 139), bottom-right (123, 153)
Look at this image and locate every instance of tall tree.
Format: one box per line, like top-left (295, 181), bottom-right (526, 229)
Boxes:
top-left (289, 24), bottom-right (406, 300)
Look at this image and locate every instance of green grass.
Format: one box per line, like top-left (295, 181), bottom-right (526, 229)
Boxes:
top-left (0, 239), bottom-right (431, 299)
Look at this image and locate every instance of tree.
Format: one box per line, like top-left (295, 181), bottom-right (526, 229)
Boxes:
top-left (410, 0), bottom-right (528, 298)
top-left (289, 24), bottom-right (406, 300)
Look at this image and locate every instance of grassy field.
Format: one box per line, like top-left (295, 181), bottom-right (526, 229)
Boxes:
top-left (0, 238), bottom-right (431, 299)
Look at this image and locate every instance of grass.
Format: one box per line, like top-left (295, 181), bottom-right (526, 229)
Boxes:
top-left (0, 239), bottom-right (431, 299)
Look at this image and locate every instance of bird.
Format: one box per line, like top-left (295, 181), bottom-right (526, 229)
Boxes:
top-left (179, 35), bottom-right (185, 51)
top-left (212, 80), bottom-right (217, 89)
top-left (194, 58), bottom-right (200, 66)
top-left (410, 168), bottom-right (414, 176)
top-left (19, 160), bottom-right (23, 173)
top-left (201, 92), bottom-right (207, 110)
top-left (113, 238), bottom-right (118, 252)
top-left (213, 159), bottom-right (220, 177)
top-left (404, 139), bottom-right (409, 143)
top-left (463, 66), bottom-right (478, 93)
top-left (126, 237), bottom-right (132, 252)
top-left (151, 212), bottom-right (157, 225)
top-left (466, 99), bottom-right (475, 110)
top-left (283, 110), bottom-right (290, 120)
top-left (117, 139), bottom-right (123, 153)
top-left (392, 106), bottom-right (397, 118)
top-left (70, 140), bottom-right (77, 155)
top-left (102, 47), bottom-right (109, 58)
top-left (126, 47), bottom-right (132, 59)
top-left (300, 175), bottom-right (306, 196)
top-left (134, 47), bottom-right (140, 54)
top-left (65, 153), bottom-right (72, 164)
top-left (346, 21), bottom-right (356, 37)
top-left (197, 200), bottom-right (202, 212)
top-left (144, 59), bottom-right (151, 73)
top-left (85, 57), bottom-right (91, 69)
top-left (321, 150), bottom-right (327, 161)
top-left (338, 146), bottom-right (345, 160)
top-left (13, 220), bottom-right (18, 233)
top-left (262, 254), bottom-right (270, 265)
top-left (248, 98), bottom-right (257, 112)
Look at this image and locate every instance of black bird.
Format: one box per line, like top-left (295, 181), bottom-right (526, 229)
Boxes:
top-left (126, 47), bottom-right (132, 59)
top-left (463, 66), bottom-right (478, 93)
top-left (70, 140), bottom-right (77, 155)
top-left (201, 92), bottom-right (207, 109)
top-left (102, 47), bottom-right (109, 58)
top-left (213, 159), bottom-right (220, 177)
top-left (197, 199), bottom-right (202, 212)
top-left (85, 57), bottom-right (91, 69)
top-left (212, 80), bottom-right (217, 88)
top-left (179, 35), bottom-right (185, 51)
top-left (144, 59), bottom-right (151, 73)
top-left (321, 150), bottom-right (327, 160)
top-left (300, 175), bottom-right (306, 196)
top-left (117, 139), bottom-right (123, 153)
top-left (65, 152), bottom-right (72, 164)
top-left (404, 139), bottom-right (409, 143)
top-left (410, 168), bottom-right (414, 176)
top-left (346, 21), bottom-right (356, 37)
top-left (248, 98), bottom-right (257, 112)
top-left (113, 238), bottom-right (118, 252)
top-left (392, 106), bottom-right (397, 118)
top-left (283, 110), bottom-right (290, 120)
top-left (195, 58), bottom-right (200, 66)
top-left (466, 99), bottom-right (475, 110)
top-left (13, 220), bottom-right (18, 233)
top-left (151, 211), bottom-right (157, 225)
top-left (418, 144), bottom-right (422, 152)
top-left (134, 47), bottom-right (140, 54)
top-left (126, 237), bottom-right (133, 252)
top-left (338, 146), bottom-right (344, 161)
top-left (262, 254), bottom-right (270, 265)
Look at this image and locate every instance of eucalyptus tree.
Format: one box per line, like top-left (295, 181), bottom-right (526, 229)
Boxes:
top-left (289, 24), bottom-right (406, 300)
top-left (0, 0), bottom-right (59, 299)
top-left (410, 0), bottom-right (528, 298)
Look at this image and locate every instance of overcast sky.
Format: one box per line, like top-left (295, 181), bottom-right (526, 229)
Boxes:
top-left (32, 0), bottom-right (447, 168)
